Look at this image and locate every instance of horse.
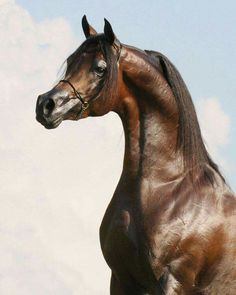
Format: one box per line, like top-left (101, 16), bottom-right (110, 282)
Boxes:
top-left (36, 16), bottom-right (236, 295)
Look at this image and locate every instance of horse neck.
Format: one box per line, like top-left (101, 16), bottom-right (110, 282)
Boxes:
top-left (116, 46), bottom-right (184, 184)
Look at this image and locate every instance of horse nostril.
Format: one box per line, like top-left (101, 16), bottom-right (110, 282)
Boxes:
top-left (43, 98), bottom-right (55, 116)
top-left (37, 95), bottom-right (43, 106)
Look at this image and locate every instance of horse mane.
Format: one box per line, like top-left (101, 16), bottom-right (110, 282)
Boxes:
top-left (145, 50), bottom-right (225, 183)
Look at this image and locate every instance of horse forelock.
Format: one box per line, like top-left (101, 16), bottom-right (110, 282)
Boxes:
top-left (63, 35), bottom-right (118, 100)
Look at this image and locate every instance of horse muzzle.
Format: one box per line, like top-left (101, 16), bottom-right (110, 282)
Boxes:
top-left (36, 88), bottom-right (82, 129)
top-left (36, 90), bottom-right (66, 129)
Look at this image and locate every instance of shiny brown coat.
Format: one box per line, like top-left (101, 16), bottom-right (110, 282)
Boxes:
top-left (36, 17), bottom-right (236, 295)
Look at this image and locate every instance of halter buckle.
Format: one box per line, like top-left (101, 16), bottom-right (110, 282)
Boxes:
top-left (82, 101), bottom-right (89, 111)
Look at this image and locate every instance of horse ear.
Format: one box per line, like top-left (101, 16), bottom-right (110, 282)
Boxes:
top-left (104, 18), bottom-right (115, 44)
top-left (82, 15), bottom-right (97, 38)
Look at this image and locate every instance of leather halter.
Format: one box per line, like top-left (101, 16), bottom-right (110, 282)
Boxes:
top-left (59, 79), bottom-right (89, 116)
top-left (59, 42), bottom-right (122, 119)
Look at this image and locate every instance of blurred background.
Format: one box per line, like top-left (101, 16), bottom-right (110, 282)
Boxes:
top-left (0, 0), bottom-right (235, 294)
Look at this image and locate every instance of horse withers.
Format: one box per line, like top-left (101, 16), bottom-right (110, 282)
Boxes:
top-left (36, 16), bottom-right (236, 295)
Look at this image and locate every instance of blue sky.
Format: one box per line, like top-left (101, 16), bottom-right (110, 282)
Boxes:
top-left (16, 0), bottom-right (236, 187)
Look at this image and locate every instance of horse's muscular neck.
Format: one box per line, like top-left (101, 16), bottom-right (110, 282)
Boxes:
top-left (117, 46), bottom-right (184, 184)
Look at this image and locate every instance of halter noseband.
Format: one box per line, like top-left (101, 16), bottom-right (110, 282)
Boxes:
top-left (59, 42), bottom-right (122, 119)
top-left (59, 79), bottom-right (89, 118)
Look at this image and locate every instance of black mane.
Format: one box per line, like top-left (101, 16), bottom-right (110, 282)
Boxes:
top-left (145, 50), bottom-right (224, 183)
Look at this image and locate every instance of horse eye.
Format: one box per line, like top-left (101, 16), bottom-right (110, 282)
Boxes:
top-left (94, 66), bottom-right (106, 76)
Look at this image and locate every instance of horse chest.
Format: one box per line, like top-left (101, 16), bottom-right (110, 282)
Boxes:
top-left (101, 208), bottom-right (135, 257)
top-left (100, 206), bottom-right (145, 274)
top-left (100, 203), bottom-right (169, 290)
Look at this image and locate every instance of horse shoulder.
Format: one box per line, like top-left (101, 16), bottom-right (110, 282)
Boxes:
top-left (145, 177), bottom-right (236, 293)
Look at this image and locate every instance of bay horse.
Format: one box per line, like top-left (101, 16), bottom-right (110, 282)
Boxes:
top-left (36, 16), bottom-right (236, 294)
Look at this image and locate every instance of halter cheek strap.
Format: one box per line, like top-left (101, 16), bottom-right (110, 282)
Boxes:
top-left (59, 42), bottom-right (122, 119)
top-left (59, 79), bottom-right (89, 118)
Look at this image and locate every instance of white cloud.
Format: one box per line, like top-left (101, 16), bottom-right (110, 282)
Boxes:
top-left (0, 1), bottom-right (124, 294)
top-left (196, 97), bottom-right (231, 172)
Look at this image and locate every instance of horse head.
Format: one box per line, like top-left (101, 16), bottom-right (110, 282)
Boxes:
top-left (36, 16), bottom-right (121, 129)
